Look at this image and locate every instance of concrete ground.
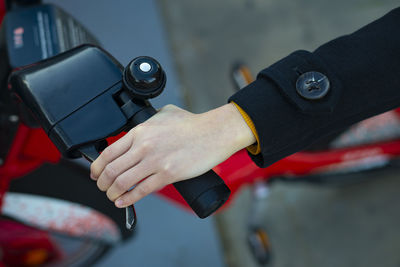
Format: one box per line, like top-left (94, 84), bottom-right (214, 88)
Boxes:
top-left (159, 0), bottom-right (400, 267)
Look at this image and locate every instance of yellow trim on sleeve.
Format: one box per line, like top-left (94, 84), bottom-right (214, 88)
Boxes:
top-left (231, 102), bottom-right (261, 155)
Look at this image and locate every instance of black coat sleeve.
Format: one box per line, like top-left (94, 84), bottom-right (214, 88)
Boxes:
top-left (229, 7), bottom-right (400, 168)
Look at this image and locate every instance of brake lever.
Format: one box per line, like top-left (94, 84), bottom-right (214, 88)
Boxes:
top-left (79, 144), bottom-right (137, 231)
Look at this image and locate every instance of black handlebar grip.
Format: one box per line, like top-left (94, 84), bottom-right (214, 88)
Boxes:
top-left (172, 170), bottom-right (231, 218)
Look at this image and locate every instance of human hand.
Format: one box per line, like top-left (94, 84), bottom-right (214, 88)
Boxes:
top-left (90, 103), bottom-right (255, 208)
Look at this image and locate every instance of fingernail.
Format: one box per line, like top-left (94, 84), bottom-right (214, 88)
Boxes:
top-left (115, 199), bottom-right (124, 208)
top-left (90, 173), bottom-right (96, 180)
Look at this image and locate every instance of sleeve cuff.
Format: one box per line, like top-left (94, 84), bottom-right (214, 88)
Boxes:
top-left (231, 102), bottom-right (261, 155)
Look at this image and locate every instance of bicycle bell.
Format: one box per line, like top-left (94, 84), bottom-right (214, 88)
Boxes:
top-left (122, 56), bottom-right (166, 99)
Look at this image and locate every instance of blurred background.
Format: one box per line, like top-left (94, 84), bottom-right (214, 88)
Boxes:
top-left (2, 0), bottom-right (400, 266)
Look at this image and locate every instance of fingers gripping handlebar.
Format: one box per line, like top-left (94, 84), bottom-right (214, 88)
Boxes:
top-left (8, 45), bottom-right (231, 226)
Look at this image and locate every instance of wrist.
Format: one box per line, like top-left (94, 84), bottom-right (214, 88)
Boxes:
top-left (201, 103), bottom-right (257, 155)
top-left (225, 103), bottom-right (257, 151)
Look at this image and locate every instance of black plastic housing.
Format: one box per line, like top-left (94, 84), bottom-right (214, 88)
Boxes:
top-left (9, 45), bottom-right (127, 157)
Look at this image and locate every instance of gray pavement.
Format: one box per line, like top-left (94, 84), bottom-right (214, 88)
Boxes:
top-left (159, 0), bottom-right (400, 267)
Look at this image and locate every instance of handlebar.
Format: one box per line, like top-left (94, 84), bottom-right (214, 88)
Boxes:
top-left (9, 45), bottom-right (231, 224)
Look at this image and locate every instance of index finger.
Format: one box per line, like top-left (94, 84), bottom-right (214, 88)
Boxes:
top-left (90, 132), bottom-right (134, 179)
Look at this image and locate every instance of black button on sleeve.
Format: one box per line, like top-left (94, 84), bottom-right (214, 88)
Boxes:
top-left (296, 71), bottom-right (330, 100)
top-left (258, 50), bottom-right (342, 114)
